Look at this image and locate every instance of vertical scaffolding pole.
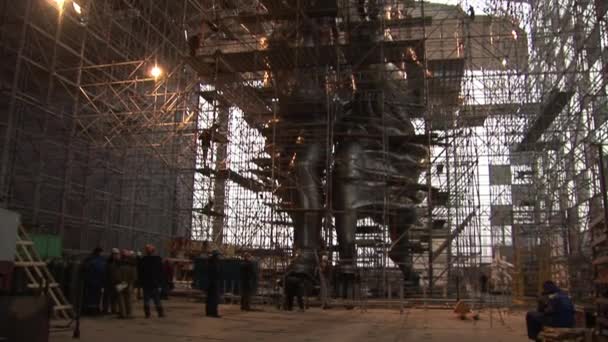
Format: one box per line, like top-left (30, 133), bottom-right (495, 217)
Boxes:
top-left (212, 104), bottom-right (230, 245)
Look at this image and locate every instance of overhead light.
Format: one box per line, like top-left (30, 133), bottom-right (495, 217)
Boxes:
top-left (72, 1), bottom-right (82, 14)
top-left (502, 58), bottom-right (508, 67)
top-left (511, 30), bottom-right (518, 40)
top-left (150, 65), bottom-right (163, 79)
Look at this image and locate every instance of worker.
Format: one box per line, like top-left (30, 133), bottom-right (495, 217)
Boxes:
top-left (134, 251), bottom-right (143, 300)
top-left (116, 250), bottom-right (137, 319)
top-left (316, 254), bottom-right (331, 309)
top-left (526, 280), bottom-right (575, 341)
top-left (285, 274), bottom-right (305, 312)
top-left (206, 250), bottom-right (221, 317)
top-left (161, 259), bottom-right (174, 300)
top-left (480, 273), bottom-right (488, 294)
top-left (199, 123), bottom-right (221, 166)
top-left (102, 249), bottom-right (120, 314)
top-left (82, 247), bottom-right (106, 315)
top-left (139, 244), bottom-right (165, 318)
top-left (187, 34), bottom-right (200, 57)
top-left (240, 252), bottom-right (256, 311)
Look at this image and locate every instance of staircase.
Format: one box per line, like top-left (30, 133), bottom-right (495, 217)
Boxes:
top-left (14, 225), bottom-right (74, 321)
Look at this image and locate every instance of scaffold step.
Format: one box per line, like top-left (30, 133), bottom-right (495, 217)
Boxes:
top-left (516, 90), bottom-right (574, 152)
top-left (196, 167), bottom-right (271, 192)
top-left (27, 283), bottom-right (59, 289)
top-left (16, 240), bottom-right (34, 246)
top-left (15, 261), bottom-right (47, 267)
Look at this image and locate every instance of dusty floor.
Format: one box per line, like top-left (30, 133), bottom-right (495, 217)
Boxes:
top-left (50, 298), bottom-right (528, 341)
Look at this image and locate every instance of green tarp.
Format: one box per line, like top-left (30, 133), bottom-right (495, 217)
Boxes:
top-left (31, 234), bottom-right (62, 259)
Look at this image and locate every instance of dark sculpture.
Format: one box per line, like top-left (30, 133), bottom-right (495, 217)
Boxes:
top-left (263, 1), bottom-right (429, 290)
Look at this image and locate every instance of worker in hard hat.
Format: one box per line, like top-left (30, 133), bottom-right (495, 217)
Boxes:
top-left (139, 244), bottom-right (165, 318)
top-left (116, 250), bottom-right (137, 319)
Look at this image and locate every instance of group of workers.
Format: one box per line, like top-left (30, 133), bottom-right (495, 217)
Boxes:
top-left (206, 251), bottom-right (257, 317)
top-left (84, 243), bottom-right (574, 339)
top-left (81, 244), bottom-right (172, 319)
top-left (81, 246), bottom-right (287, 320)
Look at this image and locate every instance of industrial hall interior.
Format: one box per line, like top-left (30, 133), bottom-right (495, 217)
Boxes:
top-left (2, 0), bottom-right (608, 341)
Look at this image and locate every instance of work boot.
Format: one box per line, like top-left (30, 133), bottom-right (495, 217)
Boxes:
top-left (144, 306), bottom-right (151, 318)
top-left (157, 306), bottom-right (165, 318)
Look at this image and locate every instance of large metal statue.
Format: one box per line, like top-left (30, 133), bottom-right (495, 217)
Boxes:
top-left (265, 1), bottom-right (429, 289)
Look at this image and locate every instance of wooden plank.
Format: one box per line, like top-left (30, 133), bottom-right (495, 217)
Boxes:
top-left (431, 211), bottom-right (475, 262)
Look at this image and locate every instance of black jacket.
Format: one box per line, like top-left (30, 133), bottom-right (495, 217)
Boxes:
top-left (138, 255), bottom-right (163, 289)
top-left (207, 255), bottom-right (221, 291)
top-left (240, 260), bottom-right (256, 291)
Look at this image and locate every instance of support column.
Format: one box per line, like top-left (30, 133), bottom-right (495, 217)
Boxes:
top-left (211, 104), bottom-right (229, 245)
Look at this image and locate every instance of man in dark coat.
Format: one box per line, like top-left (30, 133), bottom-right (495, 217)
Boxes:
top-left (139, 244), bottom-right (165, 318)
top-left (206, 250), bottom-right (221, 317)
top-left (240, 253), bottom-right (256, 311)
top-left (82, 247), bottom-right (105, 315)
top-left (526, 280), bottom-right (575, 341)
top-left (285, 274), bottom-right (305, 311)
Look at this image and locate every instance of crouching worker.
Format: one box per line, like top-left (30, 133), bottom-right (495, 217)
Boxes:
top-left (526, 280), bottom-right (575, 341)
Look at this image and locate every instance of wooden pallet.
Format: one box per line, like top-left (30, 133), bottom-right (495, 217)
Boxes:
top-left (539, 327), bottom-right (588, 342)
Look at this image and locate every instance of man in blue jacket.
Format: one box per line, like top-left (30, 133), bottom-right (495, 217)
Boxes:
top-left (526, 280), bottom-right (575, 341)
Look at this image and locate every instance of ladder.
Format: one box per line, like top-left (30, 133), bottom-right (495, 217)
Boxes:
top-left (14, 225), bottom-right (74, 321)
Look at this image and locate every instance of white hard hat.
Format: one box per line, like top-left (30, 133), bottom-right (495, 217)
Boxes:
top-left (111, 248), bottom-right (120, 254)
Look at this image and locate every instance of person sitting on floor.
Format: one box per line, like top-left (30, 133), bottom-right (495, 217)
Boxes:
top-left (526, 280), bottom-right (575, 341)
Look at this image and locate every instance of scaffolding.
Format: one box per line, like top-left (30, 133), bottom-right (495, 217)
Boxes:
top-left (1, 0), bottom-right (607, 307)
top-left (185, 0), bottom-right (526, 299)
top-left (0, 0), bottom-right (199, 254)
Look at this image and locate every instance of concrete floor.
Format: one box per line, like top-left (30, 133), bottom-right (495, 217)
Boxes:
top-left (51, 298), bottom-right (528, 341)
